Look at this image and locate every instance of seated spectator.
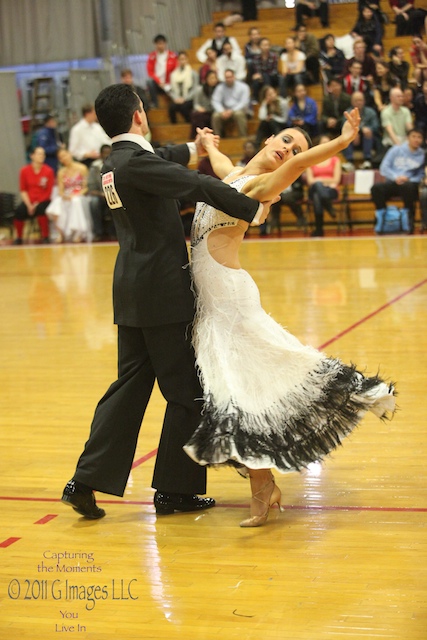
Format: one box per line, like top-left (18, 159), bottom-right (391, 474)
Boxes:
top-left (34, 114), bottom-right (63, 174)
top-left (196, 22), bottom-right (241, 64)
top-left (381, 86), bottom-right (413, 148)
top-left (372, 60), bottom-right (396, 113)
top-left (342, 91), bottom-right (380, 170)
top-left (295, 0), bottom-right (329, 29)
top-left (419, 161), bottom-right (427, 231)
top-left (279, 36), bottom-right (306, 97)
top-left (342, 60), bottom-right (370, 96)
top-left (236, 140), bottom-right (258, 167)
top-left (216, 41), bottom-right (247, 82)
top-left (409, 36), bottom-right (427, 86)
top-left (190, 70), bottom-right (219, 137)
top-left (389, 0), bottom-right (415, 36)
top-left (168, 51), bottom-right (199, 124)
top-left (320, 76), bottom-right (351, 138)
top-left (409, 6), bottom-right (427, 36)
top-left (244, 27), bottom-right (262, 63)
top-left (146, 34), bottom-right (178, 108)
top-left (120, 68), bottom-right (150, 114)
top-left (254, 86), bottom-right (290, 147)
top-left (295, 25), bottom-right (320, 84)
top-left (13, 147), bottom-right (54, 245)
top-left (46, 149), bottom-right (90, 243)
top-left (199, 47), bottom-right (218, 84)
top-left (371, 129), bottom-right (425, 232)
top-left (388, 45), bottom-right (410, 90)
top-left (211, 69), bottom-right (250, 137)
top-left (403, 86), bottom-right (416, 113)
top-left (358, 0), bottom-right (389, 29)
top-left (319, 35), bottom-right (346, 83)
top-left (344, 39), bottom-right (376, 84)
top-left (265, 179), bottom-right (306, 235)
top-left (306, 134), bottom-right (342, 237)
top-left (351, 6), bottom-right (383, 56)
top-left (414, 79), bottom-right (427, 138)
top-left (68, 104), bottom-right (111, 168)
top-left (287, 83), bottom-right (318, 139)
top-left (247, 37), bottom-right (279, 103)
top-left (87, 144), bottom-right (114, 241)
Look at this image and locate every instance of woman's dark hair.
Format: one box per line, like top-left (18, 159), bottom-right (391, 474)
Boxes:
top-left (289, 126), bottom-right (313, 149)
top-left (95, 84), bottom-right (141, 138)
top-left (202, 70), bottom-right (218, 96)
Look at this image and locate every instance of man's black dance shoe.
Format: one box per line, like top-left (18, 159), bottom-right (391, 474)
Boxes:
top-left (154, 491), bottom-right (215, 515)
top-left (61, 480), bottom-right (106, 519)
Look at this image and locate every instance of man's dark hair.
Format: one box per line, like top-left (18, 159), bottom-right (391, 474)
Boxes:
top-left (95, 84), bottom-right (141, 138)
top-left (407, 128), bottom-right (423, 137)
top-left (214, 22), bottom-right (225, 29)
top-left (82, 104), bottom-right (95, 116)
top-left (153, 34), bottom-right (166, 43)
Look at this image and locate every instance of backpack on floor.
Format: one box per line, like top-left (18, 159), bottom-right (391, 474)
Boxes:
top-left (374, 206), bottom-right (410, 235)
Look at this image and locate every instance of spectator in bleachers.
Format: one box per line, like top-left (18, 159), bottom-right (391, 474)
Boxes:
top-left (351, 5), bottom-right (383, 56)
top-left (413, 79), bottom-right (427, 138)
top-left (420, 162), bottom-right (427, 231)
top-left (287, 83), bottom-right (318, 139)
top-left (168, 51), bottom-right (199, 125)
top-left (381, 86), bottom-right (413, 148)
top-left (146, 34), bottom-right (178, 108)
top-left (342, 60), bottom-right (370, 96)
top-left (196, 22), bottom-right (241, 64)
top-left (409, 36), bottom-right (427, 86)
top-left (190, 70), bottom-right (219, 137)
top-left (236, 140), bottom-right (258, 167)
top-left (320, 76), bottom-right (351, 138)
top-left (342, 91), bottom-right (380, 170)
top-left (358, 0), bottom-right (389, 30)
top-left (68, 104), bottom-right (111, 168)
top-left (34, 114), bottom-right (63, 174)
top-left (199, 47), bottom-right (218, 84)
top-left (120, 69), bottom-right (150, 114)
top-left (13, 147), bottom-right (54, 245)
top-left (211, 69), bottom-right (250, 137)
top-left (389, 0), bottom-right (415, 36)
top-left (372, 60), bottom-right (396, 113)
top-left (388, 45), bottom-right (410, 89)
top-left (254, 85), bottom-right (290, 147)
top-left (266, 179), bottom-right (307, 234)
top-left (216, 41), bottom-right (247, 82)
top-left (295, 25), bottom-right (320, 84)
top-left (403, 86), bottom-right (416, 113)
top-left (344, 39), bottom-right (376, 84)
top-left (279, 36), bottom-right (306, 98)
top-left (244, 27), bottom-right (262, 63)
top-left (247, 37), bottom-right (280, 103)
top-left (46, 149), bottom-right (90, 243)
top-left (294, 0), bottom-right (329, 29)
top-left (306, 134), bottom-right (342, 237)
top-left (371, 129), bottom-right (425, 232)
top-left (319, 35), bottom-right (346, 82)
top-left (87, 144), bottom-right (114, 241)
top-left (409, 6), bottom-right (427, 36)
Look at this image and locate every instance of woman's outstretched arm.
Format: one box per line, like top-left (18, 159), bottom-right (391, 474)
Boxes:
top-left (245, 109), bottom-right (360, 201)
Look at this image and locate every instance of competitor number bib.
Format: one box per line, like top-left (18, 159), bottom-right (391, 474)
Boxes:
top-left (102, 171), bottom-right (123, 209)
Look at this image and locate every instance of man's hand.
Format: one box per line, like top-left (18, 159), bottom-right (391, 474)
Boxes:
top-left (250, 196), bottom-right (281, 226)
top-left (195, 127), bottom-right (220, 156)
top-left (395, 176), bottom-right (409, 185)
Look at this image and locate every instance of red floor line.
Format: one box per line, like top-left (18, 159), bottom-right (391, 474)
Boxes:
top-left (0, 537), bottom-right (21, 548)
top-left (131, 448), bottom-right (158, 469)
top-left (319, 277), bottom-right (427, 349)
top-left (34, 514), bottom-right (58, 525)
top-left (0, 496), bottom-right (425, 513)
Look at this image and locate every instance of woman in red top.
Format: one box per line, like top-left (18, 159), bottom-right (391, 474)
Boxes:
top-left (306, 134), bottom-right (342, 237)
top-left (13, 146), bottom-right (55, 244)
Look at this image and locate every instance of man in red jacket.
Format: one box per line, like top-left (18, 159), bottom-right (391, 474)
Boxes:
top-left (13, 147), bottom-right (55, 244)
top-left (146, 34), bottom-right (178, 108)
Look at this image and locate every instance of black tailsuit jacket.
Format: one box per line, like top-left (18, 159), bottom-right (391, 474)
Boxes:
top-left (102, 140), bottom-right (259, 328)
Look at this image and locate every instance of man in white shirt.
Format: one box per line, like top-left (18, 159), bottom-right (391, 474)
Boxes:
top-left (68, 105), bottom-right (111, 167)
top-left (216, 42), bottom-right (247, 82)
top-left (211, 69), bottom-right (250, 137)
top-left (196, 22), bottom-right (241, 64)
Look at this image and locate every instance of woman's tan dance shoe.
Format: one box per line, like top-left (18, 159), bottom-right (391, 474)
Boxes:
top-left (239, 477), bottom-right (284, 528)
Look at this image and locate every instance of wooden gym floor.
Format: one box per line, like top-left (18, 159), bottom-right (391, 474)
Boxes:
top-left (0, 236), bottom-right (426, 639)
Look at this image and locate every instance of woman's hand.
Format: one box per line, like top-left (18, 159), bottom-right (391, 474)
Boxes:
top-left (341, 108), bottom-right (361, 145)
top-left (195, 127), bottom-right (219, 156)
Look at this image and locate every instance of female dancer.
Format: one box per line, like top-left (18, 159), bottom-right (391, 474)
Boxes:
top-left (184, 109), bottom-right (396, 527)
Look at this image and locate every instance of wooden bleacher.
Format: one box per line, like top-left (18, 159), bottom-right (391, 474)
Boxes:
top-left (149, 2), bottom-right (416, 234)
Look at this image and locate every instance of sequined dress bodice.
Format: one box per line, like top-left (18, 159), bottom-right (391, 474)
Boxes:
top-left (191, 173), bottom-right (257, 247)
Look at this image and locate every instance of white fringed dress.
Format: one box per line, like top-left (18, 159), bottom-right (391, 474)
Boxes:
top-left (184, 174), bottom-right (396, 472)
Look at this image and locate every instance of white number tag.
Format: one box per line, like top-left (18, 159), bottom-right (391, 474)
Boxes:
top-left (102, 171), bottom-right (123, 209)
